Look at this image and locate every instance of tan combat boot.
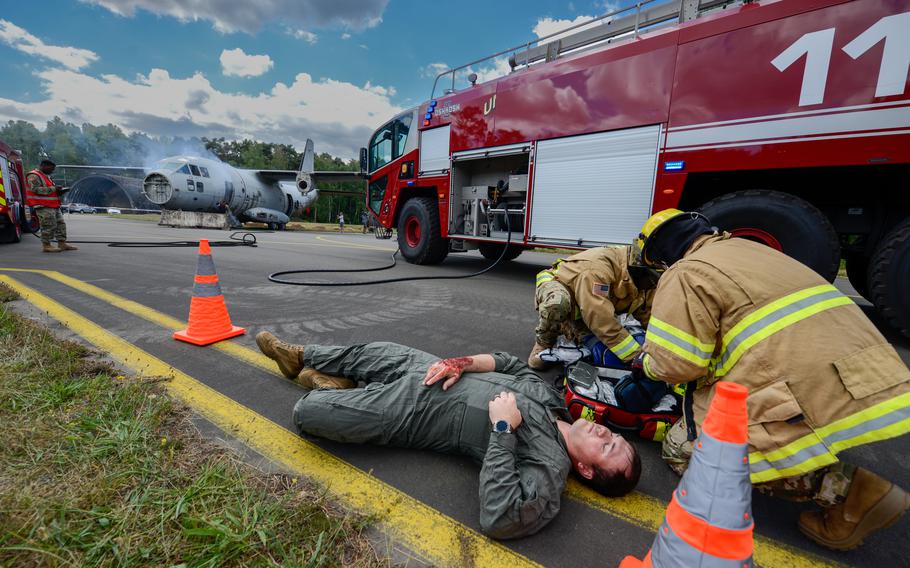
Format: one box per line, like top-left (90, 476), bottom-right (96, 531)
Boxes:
top-left (57, 241), bottom-right (78, 251)
top-left (799, 468), bottom-right (910, 550)
top-left (528, 342), bottom-right (552, 370)
top-left (42, 243), bottom-right (61, 253)
top-left (255, 331), bottom-right (305, 379)
top-left (296, 368), bottom-right (355, 390)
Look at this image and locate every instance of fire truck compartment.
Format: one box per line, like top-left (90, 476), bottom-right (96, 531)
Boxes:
top-left (447, 142), bottom-right (531, 243)
top-left (530, 125), bottom-right (660, 247)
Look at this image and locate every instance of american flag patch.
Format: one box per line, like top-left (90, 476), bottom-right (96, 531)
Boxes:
top-left (592, 283), bottom-right (610, 296)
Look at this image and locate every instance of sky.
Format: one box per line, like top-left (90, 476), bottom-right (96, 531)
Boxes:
top-left (0, 0), bottom-right (628, 159)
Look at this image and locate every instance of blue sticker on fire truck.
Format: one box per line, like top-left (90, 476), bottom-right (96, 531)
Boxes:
top-left (664, 161), bottom-right (685, 171)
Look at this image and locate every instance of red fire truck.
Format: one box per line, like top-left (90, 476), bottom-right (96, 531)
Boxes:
top-left (363, 0), bottom-right (910, 336)
top-left (0, 140), bottom-right (31, 244)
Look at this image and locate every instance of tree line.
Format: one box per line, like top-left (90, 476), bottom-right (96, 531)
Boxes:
top-left (0, 118), bottom-right (367, 224)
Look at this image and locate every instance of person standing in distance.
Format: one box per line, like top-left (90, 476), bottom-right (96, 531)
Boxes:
top-left (25, 159), bottom-right (77, 253)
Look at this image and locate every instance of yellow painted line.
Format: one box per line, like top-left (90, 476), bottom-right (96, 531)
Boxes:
top-left (0, 274), bottom-right (537, 568)
top-left (1, 267), bottom-right (840, 567)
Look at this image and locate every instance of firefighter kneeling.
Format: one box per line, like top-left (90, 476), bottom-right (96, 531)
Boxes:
top-left (627, 208), bottom-right (910, 550)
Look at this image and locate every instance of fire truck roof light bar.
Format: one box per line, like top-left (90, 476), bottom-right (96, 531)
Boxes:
top-left (429, 0), bottom-right (742, 100)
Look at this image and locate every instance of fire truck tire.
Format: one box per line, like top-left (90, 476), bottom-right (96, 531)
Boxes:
top-left (478, 243), bottom-right (523, 261)
top-left (0, 204), bottom-right (23, 244)
top-left (397, 197), bottom-right (448, 265)
top-left (844, 251), bottom-right (870, 300)
top-left (868, 219), bottom-right (910, 338)
top-left (698, 190), bottom-right (839, 282)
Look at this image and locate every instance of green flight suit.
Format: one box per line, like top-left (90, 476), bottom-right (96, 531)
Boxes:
top-left (293, 341), bottom-right (572, 539)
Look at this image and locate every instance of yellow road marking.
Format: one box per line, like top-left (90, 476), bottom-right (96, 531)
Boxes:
top-left (0, 268), bottom-right (840, 567)
top-left (0, 274), bottom-right (537, 568)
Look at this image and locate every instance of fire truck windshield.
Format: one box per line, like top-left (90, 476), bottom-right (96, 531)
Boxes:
top-left (368, 112), bottom-right (413, 172)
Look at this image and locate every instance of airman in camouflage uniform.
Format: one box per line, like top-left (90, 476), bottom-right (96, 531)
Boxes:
top-left (25, 159), bottom-right (76, 253)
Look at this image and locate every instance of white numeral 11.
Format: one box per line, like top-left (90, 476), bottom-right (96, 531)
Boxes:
top-left (772, 12), bottom-right (910, 107)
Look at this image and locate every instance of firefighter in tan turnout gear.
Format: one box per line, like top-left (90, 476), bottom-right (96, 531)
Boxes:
top-left (529, 246), bottom-right (657, 370)
top-left (628, 208), bottom-right (910, 550)
top-left (25, 159), bottom-right (77, 253)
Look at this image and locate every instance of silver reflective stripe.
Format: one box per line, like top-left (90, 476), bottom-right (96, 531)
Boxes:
top-left (750, 437), bottom-right (829, 475)
top-left (192, 282), bottom-right (223, 297)
top-left (717, 289), bottom-right (843, 370)
top-left (676, 433), bottom-right (752, 532)
top-left (649, 521), bottom-right (753, 568)
top-left (646, 323), bottom-right (713, 361)
top-left (196, 254), bottom-right (217, 276)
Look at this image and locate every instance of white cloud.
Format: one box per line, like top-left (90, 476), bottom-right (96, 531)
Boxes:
top-left (421, 62), bottom-right (449, 78)
top-left (0, 19), bottom-right (99, 70)
top-left (532, 15), bottom-right (596, 41)
top-left (0, 66), bottom-right (401, 158)
top-left (79, 0), bottom-right (389, 33)
top-left (288, 28), bottom-right (318, 44)
top-left (471, 57), bottom-right (512, 84)
top-left (341, 33), bottom-right (351, 40)
top-left (220, 48), bottom-right (274, 77)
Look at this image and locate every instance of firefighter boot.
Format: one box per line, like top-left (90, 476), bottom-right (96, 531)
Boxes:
top-left (57, 241), bottom-right (78, 251)
top-left (42, 243), bottom-right (61, 253)
top-left (296, 368), bottom-right (355, 390)
top-left (255, 331), bottom-right (305, 379)
top-left (799, 468), bottom-right (910, 550)
top-left (528, 342), bottom-right (552, 370)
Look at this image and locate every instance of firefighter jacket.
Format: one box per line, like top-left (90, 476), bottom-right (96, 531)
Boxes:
top-left (25, 169), bottom-right (60, 208)
top-left (538, 246), bottom-right (654, 361)
top-left (641, 234), bottom-right (910, 484)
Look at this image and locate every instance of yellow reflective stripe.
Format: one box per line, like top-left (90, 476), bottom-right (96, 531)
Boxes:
top-left (816, 391), bottom-right (910, 439)
top-left (536, 270), bottom-right (555, 285)
top-left (0, 196), bottom-right (6, 206)
top-left (750, 453), bottom-right (838, 484)
top-left (610, 334), bottom-right (639, 361)
top-left (721, 284), bottom-right (835, 347)
top-left (645, 317), bottom-right (714, 368)
top-left (643, 354), bottom-right (658, 379)
top-left (716, 295), bottom-right (853, 377)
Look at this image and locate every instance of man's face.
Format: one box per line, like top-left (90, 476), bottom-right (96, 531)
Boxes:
top-left (568, 420), bottom-right (634, 479)
top-left (41, 164), bottom-right (55, 175)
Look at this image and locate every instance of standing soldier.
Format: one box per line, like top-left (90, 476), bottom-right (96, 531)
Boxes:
top-left (360, 210), bottom-right (369, 234)
top-left (25, 159), bottom-right (76, 253)
top-left (528, 246), bottom-right (658, 370)
top-left (629, 208), bottom-right (910, 550)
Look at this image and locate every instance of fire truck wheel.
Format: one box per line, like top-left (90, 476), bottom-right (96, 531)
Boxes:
top-left (868, 219), bottom-right (910, 338)
top-left (478, 242), bottom-right (523, 261)
top-left (844, 251), bottom-right (870, 300)
top-left (698, 190), bottom-right (839, 282)
top-left (0, 204), bottom-right (23, 243)
top-left (397, 197), bottom-right (449, 265)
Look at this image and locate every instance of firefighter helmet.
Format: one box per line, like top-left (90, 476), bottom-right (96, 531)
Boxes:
top-left (630, 208), bottom-right (685, 268)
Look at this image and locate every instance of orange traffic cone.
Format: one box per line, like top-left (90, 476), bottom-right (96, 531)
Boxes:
top-left (620, 382), bottom-right (753, 568)
top-left (173, 239), bottom-right (245, 346)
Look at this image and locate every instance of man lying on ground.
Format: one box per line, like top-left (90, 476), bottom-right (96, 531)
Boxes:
top-left (256, 332), bottom-right (641, 539)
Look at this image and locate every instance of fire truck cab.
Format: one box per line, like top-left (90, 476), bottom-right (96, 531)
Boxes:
top-left (364, 0), bottom-right (910, 337)
top-left (0, 140), bottom-right (31, 244)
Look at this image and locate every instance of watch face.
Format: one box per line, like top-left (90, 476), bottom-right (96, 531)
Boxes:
top-left (495, 420), bottom-right (509, 433)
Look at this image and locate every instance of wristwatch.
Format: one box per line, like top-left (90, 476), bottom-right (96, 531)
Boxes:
top-left (493, 419), bottom-right (512, 434)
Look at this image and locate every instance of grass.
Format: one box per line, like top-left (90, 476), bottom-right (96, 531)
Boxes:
top-left (0, 287), bottom-right (385, 568)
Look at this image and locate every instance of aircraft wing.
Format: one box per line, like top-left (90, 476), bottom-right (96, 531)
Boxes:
top-left (56, 164), bottom-right (147, 173)
top-left (256, 170), bottom-right (367, 185)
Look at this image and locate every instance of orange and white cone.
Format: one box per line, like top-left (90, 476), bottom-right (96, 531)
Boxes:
top-left (620, 382), bottom-right (753, 567)
top-left (173, 239), bottom-right (245, 346)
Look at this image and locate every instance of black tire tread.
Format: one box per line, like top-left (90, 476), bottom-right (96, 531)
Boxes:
top-left (398, 197), bottom-right (448, 265)
top-left (868, 218), bottom-right (910, 338)
top-left (699, 189), bottom-right (840, 282)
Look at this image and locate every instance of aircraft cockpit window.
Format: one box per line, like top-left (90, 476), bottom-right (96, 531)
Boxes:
top-left (176, 164), bottom-right (191, 175)
top-left (190, 165), bottom-right (201, 176)
top-left (199, 166), bottom-right (210, 178)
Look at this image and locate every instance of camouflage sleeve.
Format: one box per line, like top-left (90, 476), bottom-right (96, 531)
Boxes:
top-left (26, 173), bottom-right (55, 196)
top-left (575, 269), bottom-right (640, 361)
top-left (641, 266), bottom-right (722, 385)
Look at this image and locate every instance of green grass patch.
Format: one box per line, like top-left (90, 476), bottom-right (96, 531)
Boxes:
top-left (0, 293), bottom-right (384, 567)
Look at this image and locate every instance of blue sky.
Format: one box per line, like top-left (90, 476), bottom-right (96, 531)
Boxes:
top-left (0, 0), bottom-right (627, 157)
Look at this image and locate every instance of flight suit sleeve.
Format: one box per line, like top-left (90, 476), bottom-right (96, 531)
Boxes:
top-left (641, 266), bottom-right (721, 385)
top-left (478, 433), bottom-right (559, 539)
top-left (27, 173), bottom-right (55, 196)
top-left (490, 352), bottom-right (539, 381)
top-left (575, 270), bottom-right (640, 362)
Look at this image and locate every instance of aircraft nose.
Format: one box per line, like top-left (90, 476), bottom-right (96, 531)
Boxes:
top-left (142, 172), bottom-right (174, 205)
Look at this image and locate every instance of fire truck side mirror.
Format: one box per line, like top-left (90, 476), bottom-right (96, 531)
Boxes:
top-left (359, 147), bottom-right (368, 174)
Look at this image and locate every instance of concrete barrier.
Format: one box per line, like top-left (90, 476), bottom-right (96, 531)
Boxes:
top-left (159, 210), bottom-right (230, 229)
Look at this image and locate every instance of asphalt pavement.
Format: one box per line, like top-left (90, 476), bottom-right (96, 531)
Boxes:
top-left (3, 215), bottom-right (908, 567)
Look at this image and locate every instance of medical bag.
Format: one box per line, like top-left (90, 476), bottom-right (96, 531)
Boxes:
top-left (563, 361), bottom-right (681, 441)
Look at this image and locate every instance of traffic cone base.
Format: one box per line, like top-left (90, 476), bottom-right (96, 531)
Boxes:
top-left (173, 239), bottom-right (245, 346)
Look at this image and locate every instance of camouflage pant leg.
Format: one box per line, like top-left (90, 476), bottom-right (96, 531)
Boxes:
top-left (755, 462), bottom-right (856, 508)
top-left (662, 413), bottom-right (856, 507)
top-left (36, 208), bottom-right (66, 245)
top-left (534, 280), bottom-right (572, 346)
